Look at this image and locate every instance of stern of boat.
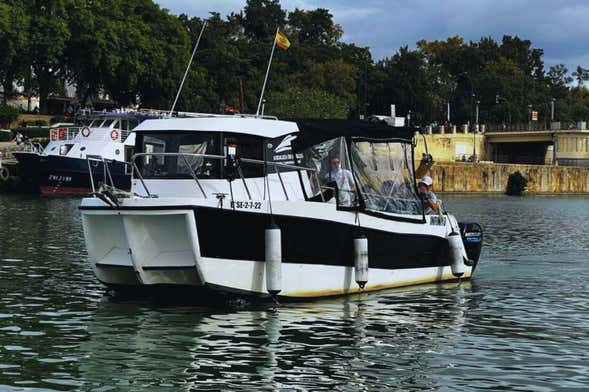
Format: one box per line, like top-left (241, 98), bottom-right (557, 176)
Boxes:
top-left (80, 198), bottom-right (204, 288)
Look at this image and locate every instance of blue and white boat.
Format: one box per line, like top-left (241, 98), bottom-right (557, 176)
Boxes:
top-left (14, 111), bottom-right (160, 195)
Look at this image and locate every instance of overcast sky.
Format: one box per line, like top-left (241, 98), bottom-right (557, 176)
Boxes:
top-left (156, 0), bottom-right (589, 72)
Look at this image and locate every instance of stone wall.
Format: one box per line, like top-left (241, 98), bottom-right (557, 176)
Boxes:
top-left (414, 132), bottom-right (486, 162)
top-left (426, 161), bottom-right (589, 194)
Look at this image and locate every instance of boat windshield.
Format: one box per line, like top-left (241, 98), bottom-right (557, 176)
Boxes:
top-left (137, 133), bottom-right (217, 179)
top-left (350, 140), bottom-right (421, 215)
top-left (300, 136), bottom-right (357, 207)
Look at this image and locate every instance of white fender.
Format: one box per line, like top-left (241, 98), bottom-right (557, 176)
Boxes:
top-left (353, 235), bottom-right (369, 288)
top-left (448, 231), bottom-right (466, 277)
top-left (265, 224), bottom-right (282, 295)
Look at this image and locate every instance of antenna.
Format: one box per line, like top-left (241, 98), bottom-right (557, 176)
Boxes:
top-left (169, 21), bottom-right (207, 116)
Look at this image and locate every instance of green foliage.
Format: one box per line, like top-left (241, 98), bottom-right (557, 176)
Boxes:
top-left (242, 0), bottom-right (286, 39)
top-left (0, 130), bottom-right (12, 141)
top-left (0, 105), bottom-right (20, 127)
top-left (266, 87), bottom-right (348, 118)
top-left (506, 171), bottom-right (528, 196)
top-left (11, 127), bottom-right (49, 139)
top-left (1, 0), bottom-right (589, 122)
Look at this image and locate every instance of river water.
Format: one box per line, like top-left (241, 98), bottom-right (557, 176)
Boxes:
top-left (0, 195), bottom-right (587, 391)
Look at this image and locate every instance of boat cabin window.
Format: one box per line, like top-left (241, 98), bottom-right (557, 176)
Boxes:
top-left (224, 134), bottom-right (264, 178)
top-left (99, 119), bottom-right (115, 128)
top-left (60, 144), bottom-right (74, 156)
top-left (350, 140), bottom-right (421, 215)
top-left (300, 137), bottom-right (357, 207)
top-left (137, 132), bottom-right (218, 179)
top-left (129, 119), bottom-right (139, 130)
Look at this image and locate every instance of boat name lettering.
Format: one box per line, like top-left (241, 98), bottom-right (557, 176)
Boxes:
top-left (48, 175), bottom-right (72, 183)
top-left (231, 201), bottom-right (262, 210)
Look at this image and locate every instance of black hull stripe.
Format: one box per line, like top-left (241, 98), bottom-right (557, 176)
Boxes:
top-left (142, 266), bottom-right (196, 271)
top-left (96, 263), bottom-right (134, 269)
top-left (192, 207), bottom-right (449, 269)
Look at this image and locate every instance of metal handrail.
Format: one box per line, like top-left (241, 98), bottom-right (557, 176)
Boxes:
top-left (129, 152), bottom-right (317, 201)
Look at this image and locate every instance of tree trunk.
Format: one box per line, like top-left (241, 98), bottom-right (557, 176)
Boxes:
top-left (38, 73), bottom-right (50, 115)
top-left (2, 79), bottom-right (12, 105)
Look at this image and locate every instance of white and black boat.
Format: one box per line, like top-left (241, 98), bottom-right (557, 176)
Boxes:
top-left (79, 115), bottom-right (483, 299)
top-left (13, 111), bottom-right (158, 195)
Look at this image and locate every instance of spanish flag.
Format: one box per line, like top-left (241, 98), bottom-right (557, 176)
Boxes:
top-left (275, 29), bottom-right (290, 50)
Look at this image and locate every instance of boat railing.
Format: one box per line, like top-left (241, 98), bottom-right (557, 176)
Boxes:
top-left (86, 155), bottom-right (117, 194)
top-left (129, 152), bottom-right (318, 201)
top-left (21, 141), bottom-right (45, 154)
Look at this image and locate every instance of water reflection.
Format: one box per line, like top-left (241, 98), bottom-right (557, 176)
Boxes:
top-left (74, 282), bottom-right (471, 391)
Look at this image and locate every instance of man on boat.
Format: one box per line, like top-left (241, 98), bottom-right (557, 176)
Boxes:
top-left (417, 176), bottom-right (439, 214)
top-left (330, 157), bottom-right (355, 206)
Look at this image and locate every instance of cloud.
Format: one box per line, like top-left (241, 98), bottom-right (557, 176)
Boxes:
top-left (156, 0), bottom-right (589, 71)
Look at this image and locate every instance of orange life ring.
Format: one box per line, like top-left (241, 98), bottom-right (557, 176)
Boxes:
top-left (58, 128), bottom-right (66, 140)
top-left (81, 127), bottom-right (90, 137)
top-left (50, 129), bottom-right (58, 141)
top-left (110, 129), bottom-right (119, 140)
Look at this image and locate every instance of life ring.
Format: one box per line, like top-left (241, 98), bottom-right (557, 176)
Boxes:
top-left (50, 129), bottom-right (58, 141)
top-left (110, 129), bottom-right (119, 140)
top-left (81, 127), bottom-right (91, 137)
top-left (0, 167), bottom-right (9, 181)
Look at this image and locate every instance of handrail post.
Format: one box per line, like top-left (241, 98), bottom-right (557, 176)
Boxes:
top-left (104, 158), bottom-right (115, 188)
top-left (274, 165), bottom-right (289, 200)
top-left (132, 160), bottom-right (151, 198)
top-left (87, 158), bottom-right (96, 194)
top-left (180, 154), bottom-right (207, 198)
top-left (236, 162), bottom-right (252, 200)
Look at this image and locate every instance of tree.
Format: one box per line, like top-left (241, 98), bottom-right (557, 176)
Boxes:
top-left (266, 87), bottom-right (348, 118)
top-left (0, 1), bottom-right (29, 104)
top-left (572, 66), bottom-right (589, 88)
top-left (288, 8), bottom-right (342, 45)
top-left (242, 0), bottom-right (286, 40)
top-left (27, 0), bottom-right (71, 114)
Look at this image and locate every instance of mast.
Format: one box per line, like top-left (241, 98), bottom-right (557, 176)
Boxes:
top-left (169, 21), bottom-right (207, 116)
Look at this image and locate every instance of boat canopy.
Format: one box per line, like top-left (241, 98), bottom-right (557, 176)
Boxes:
top-left (134, 117), bottom-right (299, 139)
top-left (293, 119), bottom-right (422, 216)
top-left (292, 119), bottom-right (415, 151)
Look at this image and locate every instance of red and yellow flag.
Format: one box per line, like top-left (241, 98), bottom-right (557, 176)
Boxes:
top-left (275, 29), bottom-right (290, 50)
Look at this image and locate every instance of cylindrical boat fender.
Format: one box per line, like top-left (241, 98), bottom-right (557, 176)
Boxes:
top-left (353, 235), bottom-right (369, 289)
top-left (448, 231), bottom-right (466, 278)
top-left (265, 223), bottom-right (282, 296)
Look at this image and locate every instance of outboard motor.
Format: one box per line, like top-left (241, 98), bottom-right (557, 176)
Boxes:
top-left (458, 222), bottom-right (483, 271)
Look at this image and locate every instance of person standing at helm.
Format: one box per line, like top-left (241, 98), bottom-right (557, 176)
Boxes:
top-left (417, 175), bottom-right (439, 214)
top-left (329, 157), bottom-right (355, 206)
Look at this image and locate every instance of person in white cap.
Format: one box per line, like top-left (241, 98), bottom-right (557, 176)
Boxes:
top-left (417, 175), bottom-right (439, 214)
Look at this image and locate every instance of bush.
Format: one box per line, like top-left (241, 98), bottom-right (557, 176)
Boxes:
top-left (0, 130), bottom-right (12, 142)
top-left (50, 115), bottom-right (69, 124)
top-left (11, 127), bottom-right (50, 139)
top-left (34, 120), bottom-right (48, 126)
top-left (0, 105), bottom-right (20, 128)
top-left (506, 171), bottom-right (528, 195)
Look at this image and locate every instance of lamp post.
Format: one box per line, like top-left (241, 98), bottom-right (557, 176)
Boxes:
top-left (527, 104), bottom-right (532, 130)
top-left (473, 99), bottom-right (480, 161)
top-left (551, 98), bottom-right (555, 122)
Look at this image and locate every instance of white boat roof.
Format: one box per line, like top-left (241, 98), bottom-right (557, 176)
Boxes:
top-left (133, 116), bottom-right (299, 138)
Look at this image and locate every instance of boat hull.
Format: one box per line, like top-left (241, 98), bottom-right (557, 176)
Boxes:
top-left (80, 200), bottom-right (474, 299)
top-left (14, 152), bottom-right (130, 195)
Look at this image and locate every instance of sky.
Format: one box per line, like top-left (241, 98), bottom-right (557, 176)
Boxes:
top-left (156, 0), bottom-right (589, 73)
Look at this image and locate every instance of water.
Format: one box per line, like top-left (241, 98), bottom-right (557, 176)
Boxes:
top-left (0, 195), bottom-right (588, 391)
